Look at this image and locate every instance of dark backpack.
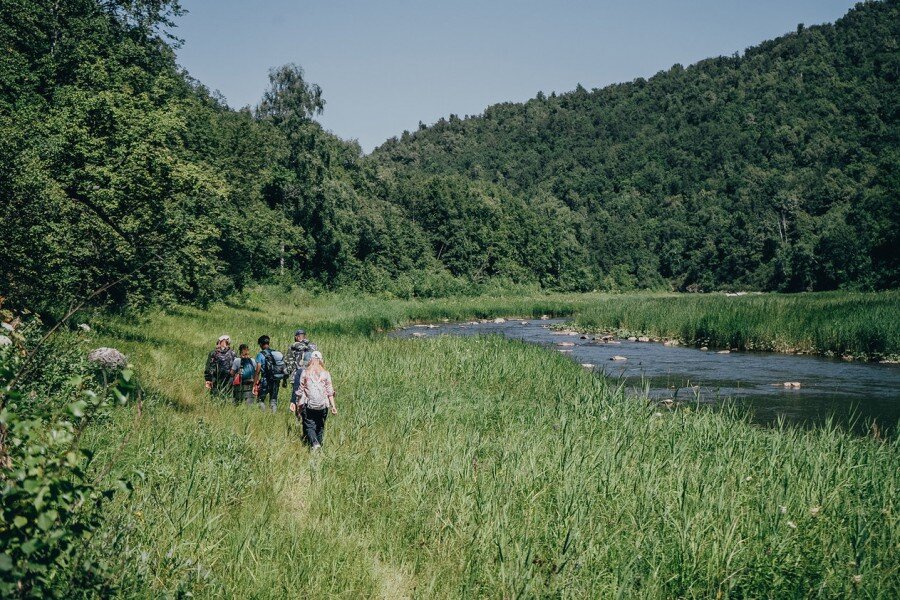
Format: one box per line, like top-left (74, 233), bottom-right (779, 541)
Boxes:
top-left (262, 349), bottom-right (287, 381)
top-left (209, 348), bottom-right (234, 377)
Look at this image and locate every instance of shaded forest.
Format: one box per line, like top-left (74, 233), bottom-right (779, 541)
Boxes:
top-left (1, 0), bottom-right (897, 317)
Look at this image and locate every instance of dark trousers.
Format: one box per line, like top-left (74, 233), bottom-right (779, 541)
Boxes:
top-left (258, 379), bottom-right (279, 412)
top-left (302, 407), bottom-right (328, 446)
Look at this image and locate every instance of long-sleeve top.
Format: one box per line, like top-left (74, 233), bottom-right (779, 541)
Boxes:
top-left (295, 369), bottom-right (334, 409)
top-left (204, 347), bottom-right (236, 382)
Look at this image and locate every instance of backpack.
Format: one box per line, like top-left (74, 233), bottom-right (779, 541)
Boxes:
top-left (262, 349), bottom-right (287, 381)
top-left (214, 349), bottom-right (234, 374)
top-left (240, 357), bottom-right (255, 382)
top-left (305, 373), bottom-right (330, 410)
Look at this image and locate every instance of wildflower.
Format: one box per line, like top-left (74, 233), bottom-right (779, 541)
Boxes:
top-left (745, 476), bottom-right (753, 482)
top-left (810, 506), bottom-right (821, 517)
top-left (779, 505), bottom-right (787, 514)
top-left (852, 574), bottom-right (862, 585)
top-left (786, 520), bottom-right (797, 529)
top-left (652, 412), bottom-right (663, 418)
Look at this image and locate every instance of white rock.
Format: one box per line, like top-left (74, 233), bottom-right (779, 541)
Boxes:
top-left (700, 346), bottom-right (709, 351)
top-left (627, 336), bottom-right (637, 342)
top-left (493, 318), bottom-right (506, 324)
top-left (540, 315), bottom-right (550, 320)
top-left (783, 381), bottom-right (801, 389)
top-left (411, 332), bottom-right (427, 338)
top-left (520, 321), bottom-right (529, 325)
top-left (558, 349), bottom-right (573, 353)
top-left (78, 323), bottom-right (91, 332)
top-left (1, 322), bottom-right (13, 332)
top-left (638, 336), bottom-right (650, 343)
top-left (88, 347), bottom-right (127, 370)
top-left (557, 342), bottom-right (575, 347)
top-left (717, 350), bottom-right (731, 354)
top-left (580, 363), bottom-right (595, 369)
top-left (610, 355), bottom-right (627, 361)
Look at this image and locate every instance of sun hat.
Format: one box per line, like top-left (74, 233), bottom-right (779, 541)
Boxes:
top-left (294, 329), bottom-right (306, 337)
top-left (310, 350), bottom-right (323, 360)
top-left (218, 334), bottom-right (231, 342)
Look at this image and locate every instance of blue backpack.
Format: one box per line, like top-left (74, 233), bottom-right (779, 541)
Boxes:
top-left (240, 357), bottom-right (255, 382)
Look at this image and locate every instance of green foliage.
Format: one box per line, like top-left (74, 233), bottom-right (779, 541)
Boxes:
top-left (3, 1), bottom-right (896, 316)
top-left (373, 0), bottom-right (900, 292)
top-left (0, 318), bottom-right (134, 598)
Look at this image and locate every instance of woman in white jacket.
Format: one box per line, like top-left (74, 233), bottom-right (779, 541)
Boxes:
top-left (291, 351), bottom-right (337, 449)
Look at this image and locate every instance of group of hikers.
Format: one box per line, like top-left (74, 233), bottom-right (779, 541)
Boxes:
top-left (203, 329), bottom-right (337, 449)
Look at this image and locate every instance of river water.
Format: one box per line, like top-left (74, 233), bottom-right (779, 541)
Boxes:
top-left (391, 319), bottom-right (900, 433)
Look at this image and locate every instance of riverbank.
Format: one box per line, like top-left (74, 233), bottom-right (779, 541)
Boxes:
top-left (81, 288), bottom-right (898, 597)
top-left (570, 291), bottom-right (900, 362)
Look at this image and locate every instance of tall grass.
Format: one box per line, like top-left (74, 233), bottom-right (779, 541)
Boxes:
top-left (83, 288), bottom-right (899, 597)
top-left (574, 291), bottom-right (900, 360)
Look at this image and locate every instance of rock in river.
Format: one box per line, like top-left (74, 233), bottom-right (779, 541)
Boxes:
top-left (610, 355), bottom-right (627, 361)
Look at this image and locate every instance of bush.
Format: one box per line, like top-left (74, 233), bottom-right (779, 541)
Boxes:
top-left (0, 316), bottom-right (134, 598)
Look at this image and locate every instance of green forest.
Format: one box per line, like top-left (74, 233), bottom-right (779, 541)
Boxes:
top-left (1, 2), bottom-right (899, 597)
top-left (2, 0), bottom-right (898, 317)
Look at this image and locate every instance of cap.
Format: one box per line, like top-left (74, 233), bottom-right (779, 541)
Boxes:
top-left (218, 334), bottom-right (230, 342)
top-left (294, 329), bottom-right (306, 337)
top-left (310, 350), bottom-right (323, 360)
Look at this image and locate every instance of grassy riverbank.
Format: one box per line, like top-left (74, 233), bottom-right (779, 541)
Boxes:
top-left (573, 291), bottom-right (900, 361)
top-left (80, 288), bottom-right (898, 597)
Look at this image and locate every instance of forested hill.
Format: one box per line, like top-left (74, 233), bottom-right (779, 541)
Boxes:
top-left (1, 2), bottom-right (897, 318)
top-left (372, 0), bottom-right (900, 292)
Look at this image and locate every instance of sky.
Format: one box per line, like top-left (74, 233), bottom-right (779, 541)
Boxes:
top-left (174, 0), bottom-right (859, 152)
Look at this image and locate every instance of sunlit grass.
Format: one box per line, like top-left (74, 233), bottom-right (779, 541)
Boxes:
top-left (83, 288), bottom-right (899, 597)
top-left (573, 291), bottom-right (900, 360)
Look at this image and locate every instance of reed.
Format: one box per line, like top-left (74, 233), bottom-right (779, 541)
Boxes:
top-left (83, 288), bottom-right (899, 597)
top-left (573, 291), bottom-right (900, 360)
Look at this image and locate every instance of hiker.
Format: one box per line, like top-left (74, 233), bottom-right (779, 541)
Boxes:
top-left (204, 335), bottom-right (236, 396)
top-left (285, 329), bottom-right (316, 398)
top-left (230, 343), bottom-right (258, 405)
top-left (291, 350), bottom-right (337, 450)
top-left (255, 335), bottom-right (286, 412)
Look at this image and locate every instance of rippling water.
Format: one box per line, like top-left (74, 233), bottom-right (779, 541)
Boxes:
top-left (391, 319), bottom-right (900, 433)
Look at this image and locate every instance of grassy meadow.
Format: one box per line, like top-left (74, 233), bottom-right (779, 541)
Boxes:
top-left (82, 288), bottom-right (899, 597)
top-left (573, 291), bottom-right (900, 361)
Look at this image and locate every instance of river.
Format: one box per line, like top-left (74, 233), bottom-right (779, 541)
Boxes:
top-left (391, 318), bottom-right (900, 433)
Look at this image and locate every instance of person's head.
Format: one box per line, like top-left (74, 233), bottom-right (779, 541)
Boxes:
top-left (258, 335), bottom-right (270, 349)
top-left (217, 334), bottom-right (231, 349)
top-left (294, 329), bottom-right (306, 342)
top-left (238, 343), bottom-right (250, 358)
top-left (308, 350), bottom-right (324, 370)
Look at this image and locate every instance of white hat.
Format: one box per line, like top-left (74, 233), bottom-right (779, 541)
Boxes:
top-left (218, 334), bottom-right (231, 342)
top-left (310, 350), bottom-right (323, 360)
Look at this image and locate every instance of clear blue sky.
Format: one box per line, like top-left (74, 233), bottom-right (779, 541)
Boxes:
top-left (174, 0), bottom-right (858, 152)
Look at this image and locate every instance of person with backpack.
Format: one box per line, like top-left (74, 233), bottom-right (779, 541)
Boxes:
top-left (290, 351), bottom-right (337, 450)
top-left (204, 335), bottom-right (236, 397)
top-left (230, 344), bottom-right (259, 405)
top-left (285, 329), bottom-right (316, 398)
top-left (254, 335), bottom-right (286, 412)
